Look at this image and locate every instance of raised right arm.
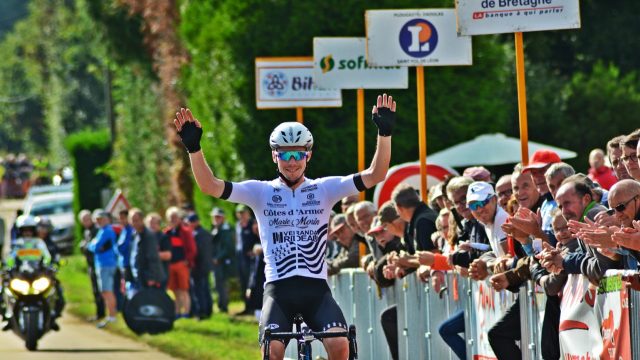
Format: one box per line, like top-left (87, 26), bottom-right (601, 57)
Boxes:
top-left (174, 108), bottom-right (227, 198)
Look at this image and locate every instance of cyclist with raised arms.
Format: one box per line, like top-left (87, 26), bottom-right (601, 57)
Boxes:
top-left (174, 93), bottom-right (396, 359)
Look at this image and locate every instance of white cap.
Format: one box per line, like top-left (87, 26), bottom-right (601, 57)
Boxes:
top-left (466, 181), bottom-right (495, 204)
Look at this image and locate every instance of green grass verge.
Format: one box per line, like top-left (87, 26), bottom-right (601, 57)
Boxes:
top-left (58, 255), bottom-right (261, 360)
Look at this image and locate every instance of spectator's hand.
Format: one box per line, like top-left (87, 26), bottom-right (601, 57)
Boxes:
top-left (540, 243), bottom-right (563, 274)
top-left (595, 210), bottom-right (619, 227)
top-left (567, 219), bottom-right (593, 235)
top-left (371, 94), bottom-right (396, 137)
top-left (387, 251), bottom-right (399, 265)
top-left (469, 259), bottom-right (489, 281)
top-left (510, 207), bottom-right (543, 237)
top-left (417, 265), bottom-right (430, 283)
top-left (394, 266), bottom-right (406, 279)
top-left (430, 270), bottom-right (445, 293)
top-left (501, 222), bottom-right (529, 243)
top-left (490, 273), bottom-right (509, 291)
top-left (366, 262), bottom-right (375, 279)
top-left (579, 224), bottom-right (618, 248)
top-left (245, 289), bottom-right (251, 300)
top-left (456, 266), bottom-right (469, 278)
top-left (457, 241), bottom-right (472, 252)
top-left (174, 108), bottom-right (203, 153)
top-left (612, 226), bottom-right (640, 251)
top-left (596, 247), bottom-right (619, 260)
top-left (383, 264), bottom-right (397, 279)
top-left (493, 256), bottom-right (513, 274)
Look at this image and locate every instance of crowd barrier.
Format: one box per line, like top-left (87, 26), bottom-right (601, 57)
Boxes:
top-left (284, 268), bottom-right (637, 360)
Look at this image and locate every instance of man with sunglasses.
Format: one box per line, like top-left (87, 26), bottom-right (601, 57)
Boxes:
top-left (174, 93), bottom-right (396, 360)
top-left (610, 180), bottom-right (640, 258)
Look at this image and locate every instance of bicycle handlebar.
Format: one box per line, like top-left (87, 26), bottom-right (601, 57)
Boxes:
top-left (265, 329), bottom-right (349, 341)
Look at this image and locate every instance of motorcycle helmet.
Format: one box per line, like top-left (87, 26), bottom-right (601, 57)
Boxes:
top-left (16, 214), bottom-right (38, 236)
top-left (36, 216), bottom-right (54, 232)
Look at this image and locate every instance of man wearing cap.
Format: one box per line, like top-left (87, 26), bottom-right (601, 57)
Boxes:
top-left (463, 166), bottom-right (492, 182)
top-left (88, 210), bottom-right (118, 328)
top-left (513, 150), bottom-right (561, 247)
top-left (210, 207), bottom-right (233, 313)
top-left (441, 182), bottom-right (508, 360)
top-left (467, 182), bottom-right (508, 258)
top-left (326, 214), bottom-right (360, 276)
top-left (187, 214), bottom-right (213, 319)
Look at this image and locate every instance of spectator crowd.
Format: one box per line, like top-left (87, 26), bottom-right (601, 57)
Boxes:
top-left (322, 128), bottom-right (640, 360)
top-left (78, 203), bottom-right (262, 328)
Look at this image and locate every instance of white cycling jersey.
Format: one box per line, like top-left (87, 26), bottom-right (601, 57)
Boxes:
top-left (222, 174), bottom-right (364, 283)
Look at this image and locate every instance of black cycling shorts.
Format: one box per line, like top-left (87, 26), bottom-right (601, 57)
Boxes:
top-left (258, 276), bottom-right (347, 344)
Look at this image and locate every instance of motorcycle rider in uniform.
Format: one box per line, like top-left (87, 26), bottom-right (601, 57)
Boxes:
top-left (2, 215), bottom-right (62, 331)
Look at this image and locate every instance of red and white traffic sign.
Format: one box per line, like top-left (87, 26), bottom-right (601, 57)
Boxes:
top-left (373, 162), bottom-right (458, 209)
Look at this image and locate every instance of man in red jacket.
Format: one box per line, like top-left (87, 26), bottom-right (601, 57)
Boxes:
top-left (587, 148), bottom-right (617, 190)
top-left (164, 206), bottom-right (197, 318)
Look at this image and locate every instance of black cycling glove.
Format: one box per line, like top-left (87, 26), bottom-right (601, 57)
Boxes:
top-left (178, 121), bottom-right (203, 153)
top-left (372, 107), bottom-right (395, 137)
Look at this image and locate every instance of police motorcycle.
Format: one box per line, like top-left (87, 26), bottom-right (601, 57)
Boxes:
top-left (1, 215), bottom-right (60, 351)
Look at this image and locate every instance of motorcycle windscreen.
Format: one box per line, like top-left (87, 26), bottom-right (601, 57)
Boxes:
top-left (123, 288), bottom-right (175, 335)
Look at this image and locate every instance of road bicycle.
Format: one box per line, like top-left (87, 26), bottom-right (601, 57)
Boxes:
top-left (262, 313), bottom-right (358, 360)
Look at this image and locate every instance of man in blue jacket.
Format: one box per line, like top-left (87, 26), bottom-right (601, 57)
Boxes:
top-left (88, 210), bottom-right (118, 328)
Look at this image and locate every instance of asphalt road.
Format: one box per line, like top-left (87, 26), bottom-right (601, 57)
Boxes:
top-left (0, 198), bottom-right (177, 359)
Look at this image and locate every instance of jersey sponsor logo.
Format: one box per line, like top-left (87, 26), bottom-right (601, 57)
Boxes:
top-left (306, 193), bottom-right (315, 200)
top-left (268, 216), bottom-right (320, 228)
top-left (272, 195), bottom-right (282, 203)
top-left (272, 229), bottom-right (320, 244)
top-left (266, 323), bottom-right (280, 330)
top-left (300, 184), bottom-right (318, 193)
top-left (266, 202), bottom-right (287, 208)
top-left (273, 224), bottom-right (329, 277)
top-left (273, 187), bottom-right (281, 192)
top-left (302, 200), bottom-right (321, 207)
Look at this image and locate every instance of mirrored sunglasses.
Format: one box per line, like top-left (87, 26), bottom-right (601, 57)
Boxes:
top-left (277, 151), bottom-right (308, 161)
top-left (468, 196), bottom-right (493, 211)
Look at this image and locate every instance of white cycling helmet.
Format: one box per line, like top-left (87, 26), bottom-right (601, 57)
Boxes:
top-left (269, 122), bottom-right (313, 150)
top-left (16, 214), bottom-right (38, 229)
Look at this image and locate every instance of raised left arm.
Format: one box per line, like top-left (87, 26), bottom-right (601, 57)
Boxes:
top-left (360, 93), bottom-right (395, 188)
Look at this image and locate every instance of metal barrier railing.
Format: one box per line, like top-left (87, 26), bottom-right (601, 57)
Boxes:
top-left (282, 268), bottom-right (637, 360)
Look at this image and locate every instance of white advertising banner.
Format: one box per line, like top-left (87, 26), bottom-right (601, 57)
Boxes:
top-left (255, 57), bottom-right (342, 109)
top-left (455, 0), bottom-right (581, 36)
top-left (365, 9), bottom-right (472, 67)
top-left (471, 279), bottom-right (517, 359)
top-left (313, 37), bottom-right (408, 89)
top-left (559, 274), bottom-right (603, 358)
top-left (559, 274), bottom-right (632, 359)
